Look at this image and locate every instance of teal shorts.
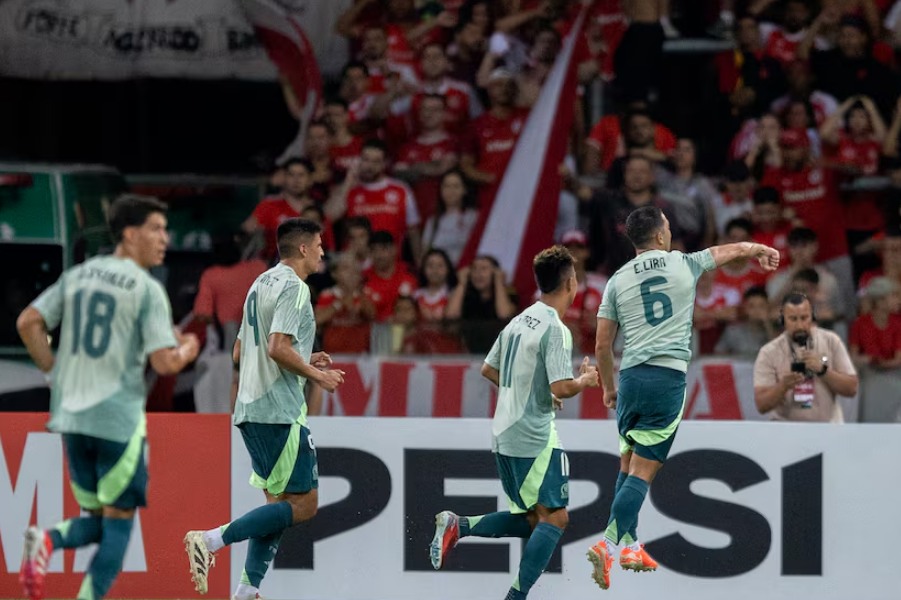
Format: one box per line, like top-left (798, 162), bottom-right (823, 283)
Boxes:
top-left (239, 422), bottom-right (318, 497)
top-left (616, 364), bottom-right (686, 463)
top-left (495, 448), bottom-right (569, 514)
top-left (64, 433), bottom-right (148, 511)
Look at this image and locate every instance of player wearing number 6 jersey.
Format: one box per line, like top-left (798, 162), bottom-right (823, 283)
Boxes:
top-left (587, 206), bottom-right (780, 590)
top-left (16, 195), bottom-right (200, 600)
top-left (430, 246), bottom-right (599, 600)
top-left (183, 218), bottom-right (346, 600)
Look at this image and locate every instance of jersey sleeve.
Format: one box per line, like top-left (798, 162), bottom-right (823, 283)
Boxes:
top-left (141, 280), bottom-right (178, 354)
top-left (485, 334), bottom-right (502, 369)
top-left (31, 279), bottom-right (64, 330)
top-left (271, 279), bottom-right (309, 338)
top-left (544, 321), bottom-right (574, 384)
top-left (683, 249), bottom-right (716, 279)
top-left (596, 275), bottom-right (618, 321)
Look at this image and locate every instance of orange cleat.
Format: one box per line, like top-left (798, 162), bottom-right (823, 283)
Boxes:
top-left (586, 541), bottom-right (614, 590)
top-left (620, 544), bottom-right (658, 572)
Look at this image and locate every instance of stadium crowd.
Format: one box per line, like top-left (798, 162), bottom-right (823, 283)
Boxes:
top-left (194, 0), bottom-right (901, 372)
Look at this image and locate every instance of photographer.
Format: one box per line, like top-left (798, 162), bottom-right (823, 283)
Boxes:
top-left (753, 292), bottom-right (858, 423)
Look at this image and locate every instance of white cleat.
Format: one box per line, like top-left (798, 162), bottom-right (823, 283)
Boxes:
top-left (184, 530), bottom-right (216, 594)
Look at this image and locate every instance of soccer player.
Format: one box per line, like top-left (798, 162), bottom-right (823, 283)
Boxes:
top-left (183, 218), bottom-right (345, 600)
top-left (430, 246), bottom-right (599, 600)
top-left (16, 194), bottom-right (201, 600)
top-left (586, 206), bottom-right (780, 589)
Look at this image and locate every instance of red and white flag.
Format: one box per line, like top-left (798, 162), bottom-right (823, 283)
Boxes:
top-left (461, 5), bottom-right (588, 301)
top-left (239, 0), bottom-right (323, 161)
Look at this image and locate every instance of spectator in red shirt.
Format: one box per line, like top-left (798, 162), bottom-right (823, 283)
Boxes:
top-left (761, 127), bottom-right (857, 311)
top-left (560, 230), bottom-right (608, 355)
top-left (357, 24), bottom-right (420, 95)
top-left (327, 139), bottom-right (423, 264)
top-left (393, 295), bottom-right (464, 355)
top-left (244, 158), bottom-right (320, 261)
top-left (850, 276), bottom-right (901, 369)
top-left (447, 19), bottom-right (488, 87)
top-left (753, 0), bottom-right (815, 65)
top-left (694, 269), bottom-right (741, 354)
top-left (750, 185), bottom-right (794, 265)
top-left (770, 60), bottom-right (838, 128)
top-left (326, 98), bottom-right (364, 174)
top-left (339, 61), bottom-right (377, 135)
top-left (343, 216), bottom-right (373, 272)
top-left (460, 68), bottom-right (529, 209)
top-left (406, 43), bottom-right (481, 136)
top-left (394, 94), bottom-right (460, 220)
top-left (315, 252), bottom-right (377, 354)
top-left (584, 104), bottom-right (676, 176)
top-left (820, 95), bottom-right (887, 176)
top-left (712, 161), bottom-right (756, 237)
top-left (303, 121), bottom-right (339, 203)
top-left (604, 109), bottom-right (677, 190)
top-left (363, 230), bottom-right (419, 322)
top-left (415, 248), bottom-right (457, 321)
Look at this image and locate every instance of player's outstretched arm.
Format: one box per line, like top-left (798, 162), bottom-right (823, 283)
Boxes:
top-left (480, 363), bottom-right (500, 387)
top-left (17, 307), bottom-right (55, 373)
top-left (709, 242), bottom-right (780, 272)
top-left (149, 332), bottom-right (200, 376)
top-left (268, 332), bottom-right (345, 392)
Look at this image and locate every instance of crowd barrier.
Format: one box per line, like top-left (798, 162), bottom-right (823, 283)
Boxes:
top-left (192, 355), bottom-right (878, 422)
top-left (1, 414), bottom-right (898, 599)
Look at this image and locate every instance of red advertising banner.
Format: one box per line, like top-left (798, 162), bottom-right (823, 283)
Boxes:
top-left (0, 414), bottom-right (232, 599)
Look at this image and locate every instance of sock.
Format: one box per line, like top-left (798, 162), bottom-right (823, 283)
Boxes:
top-left (243, 530), bottom-right (284, 588)
top-left (460, 512), bottom-right (532, 539)
top-left (511, 523), bottom-right (563, 598)
top-left (77, 517), bottom-right (133, 600)
top-left (219, 502), bottom-right (293, 548)
top-left (49, 516), bottom-right (103, 550)
top-left (613, 471), bottom-right (628, 498)
top-left (625, 541), bottom-right (642, 552)
top-left (233, 582), bottom-right (259, 600)
top-left (605, 476), bottom-right (649, 547)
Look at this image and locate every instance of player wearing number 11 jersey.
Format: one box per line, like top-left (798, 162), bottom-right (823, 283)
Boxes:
top-left (430, 246), bottom-right (599, 600)
top-left (184, 219), bottom-right (345, 600)
top-left (16, 195), bottom-right (200, 600)
top-left (587, 206), bottom-right (780, 590)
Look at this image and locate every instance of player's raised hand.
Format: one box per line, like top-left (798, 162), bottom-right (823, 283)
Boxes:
top-left (319, 369), bottom-right (345, 393)
top-left (578, 356), bottom-right (593, 375)
top-left (757, 246), bottom-right (780, 272)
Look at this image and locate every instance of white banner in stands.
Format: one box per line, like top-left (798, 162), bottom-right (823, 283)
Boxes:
top-left (230, 418), bottom-right (899, 600)
top-left (321, 356), bottom-right (770, 421)
top-left (0, 0), bottom-right (351, 80)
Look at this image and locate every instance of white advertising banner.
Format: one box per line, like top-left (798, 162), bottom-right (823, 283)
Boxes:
top-left (230, 418), bottom-right (900, 600)
top-left (0, 0), bottom-right (350, 80)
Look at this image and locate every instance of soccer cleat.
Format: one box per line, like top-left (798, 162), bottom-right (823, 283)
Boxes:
top-left (232, 595), bottom-right (264, 600)
top-left (620, 544), bottom-right (658, 572)
top-left (586, 541), bottom-right (613, 590)
top-left (19, 526), bottom-right (53, 600)
top-left (429, 511), bottom-right (460, 570)
top-left (184, 531), bottom-right (216, 594)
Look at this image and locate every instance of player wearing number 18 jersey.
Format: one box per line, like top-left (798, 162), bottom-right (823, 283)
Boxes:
top-left (183, 219), bottom-right (345, 600)
top-left (587, 206), bottom-right (780, 590)
top-left (16, 195), bottom-right (200, 600)
top-left (430, 246), bottom-right (599, 600)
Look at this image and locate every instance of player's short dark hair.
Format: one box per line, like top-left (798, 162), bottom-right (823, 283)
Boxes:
top-left (282, 157), bottom-right (314, 173)
top-left (108, 194), bottom-right (167, 243)
top-left (625, 205), bottom-right (665, 249)
top-left (744, 286), bottom-right (768, 301)
top-left (362, 138), bottom-right (388, 156)
top-left (533, 246), bottom-right (576, 294)
top-left (753, 186), bottom-right (780, 205)
top-left (788, 227), bottom-right (817, 246)
top-left (792, 267), bottom-right (819, 286)
top-left (725, 217), bottom-right (753, 236)
top-left (277, 218), bottom-right (322, 258)
top-left (370, 230), bottom-right (395, 247)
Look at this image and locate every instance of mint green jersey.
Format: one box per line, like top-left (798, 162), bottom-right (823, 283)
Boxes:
top-left (597, 249), bottom-right (716, 372)
top-left (234, 262), bottom-right (315, 427)
top-left (485, 302), bottom-right (574, 458)
top-left (30, 255), bottom-right (177, 443)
